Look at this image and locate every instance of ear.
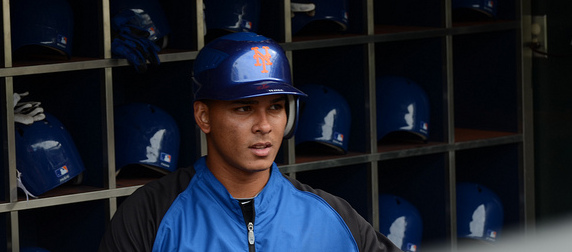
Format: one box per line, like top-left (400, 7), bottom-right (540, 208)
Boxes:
top-left (194, 101), bottom-right (211, 134)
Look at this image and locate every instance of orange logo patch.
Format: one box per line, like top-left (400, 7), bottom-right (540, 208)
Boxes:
top-left (251, 46), bottom-right (272, 73)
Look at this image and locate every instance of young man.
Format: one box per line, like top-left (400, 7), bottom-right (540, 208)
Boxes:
top-left (98, 32), bottom-right (401, 252)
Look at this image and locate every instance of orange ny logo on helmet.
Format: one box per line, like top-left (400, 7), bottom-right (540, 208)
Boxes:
top-left (251, 46), bottom-right (272, 73)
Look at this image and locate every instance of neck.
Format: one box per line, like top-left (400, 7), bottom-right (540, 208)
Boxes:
top-left (206, 158), bottom-right (271, 199)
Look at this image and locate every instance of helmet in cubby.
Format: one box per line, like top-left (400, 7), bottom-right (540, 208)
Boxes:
top-left (376, 75), bottom-right (430, 142)
top-left (110, 0), bottom-right (171, 48)
top-left (114, 103), bottom-right (180, 175)
top-left (379, 194), bottom-right (423, 252)
top-left (295, 84), bottom-right (351, 154)
top-left (21, 247), bottom-right (50, 252)
top-left (291, 0), bottom-right (349, 35)
top-left (192, 32), bottom-right (307, 138)
top-left (456, 182), bottom-right (504, 243)
top-left (452, 0), bottom-right (498, 21)
top-left (203, 0), bottom-right (261, 33)
top-left (11, 0), bottom-right (74, 58)
top-left (15, 113), bottom-right (86, 196)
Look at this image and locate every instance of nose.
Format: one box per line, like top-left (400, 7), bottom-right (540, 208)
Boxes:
top-left (252, 110), bottom-right (272, 134)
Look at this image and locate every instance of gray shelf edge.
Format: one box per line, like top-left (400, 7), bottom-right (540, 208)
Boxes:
top-left (0, 134), bottom-right (522, 211)
top-left (0, 186), bottom-right (141, 213)
top-left (0, 51), bottom-right (199, 78)
top-left (454, 134), bottom-right (524, 151)
top-left (0, 21), bottom-right (520, 78)
top-left (282, 20), bottom-right (521, 51)
top-left (450, 21), bottom-right (521, 35)
top-left (279, 133), bottom-right (523, 173)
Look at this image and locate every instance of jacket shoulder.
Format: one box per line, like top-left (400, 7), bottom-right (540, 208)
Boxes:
top-left (283, 174), bottom-right (402, 252)
top-left (98, 166), bottom-right (196, 252)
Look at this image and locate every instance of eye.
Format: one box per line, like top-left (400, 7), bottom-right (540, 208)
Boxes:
top-left (269, 103), bottom-right (284, 111)
top-left (235, 106), bottom-right (252, 112)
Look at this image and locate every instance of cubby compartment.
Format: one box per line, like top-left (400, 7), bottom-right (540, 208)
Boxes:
top-left (68, 0), bottom-right (105, 59)
top-left (18, 201), bottom-right (106, 252)
top-left (290, 0), bottom-right (367, 39)
top-left (0, 213), bottom-right (7, 252)
top-left (112, 61), bottom-right (198, 182)
top-left (292, 44), bottom-right (370, 156)
top-left (9, 0), bottom-right (106, 65)
top-left (374, 0), bottom-right (444, 29)
top-left (159, 0), bottom-right (200, 51)
top-left (453, 30), bottom-right (520, 137)
top-left (378, 153), bottom-right (450, 248)
top-left (451, 0), bottom-right (519, 25)
top-left (375, 37), bottom-right (447, 144)
top-left (13, 70), bottom-right (106, 192)
top-left (455, 144), bottom-right (523, 233)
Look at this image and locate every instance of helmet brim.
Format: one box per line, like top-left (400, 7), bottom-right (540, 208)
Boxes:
top-left (193, 79), bottom-right (307, 101)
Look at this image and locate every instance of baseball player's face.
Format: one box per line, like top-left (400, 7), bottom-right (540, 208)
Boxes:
top-left (196, 94), bottom-right (287, 174)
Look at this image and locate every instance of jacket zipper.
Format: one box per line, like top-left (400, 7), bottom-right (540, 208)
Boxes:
top-left (239, 199), bottom-right (256, 252)
top-left (248, 221), bottom-right (255, 251)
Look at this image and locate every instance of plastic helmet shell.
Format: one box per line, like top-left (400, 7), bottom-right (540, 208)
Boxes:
top-left (192, 32), bottom-right (307, 138)
top-left (21, 247), bottom-right (51, 252)
top-left (15, 113), bottom-right (86, 196)
top-left (11, 0), bottom-right (74, 58)
top-left (295, 84), bottom-right (351, 154)
top-left (456, 182), bottom-right (504, 243)
top-left (204, 0), bottom-right (261, 33)
top-left (376, 75), bottom-right (430, 141)
top-left (114, 103), bottom-right (180, 174)
top-left (452, 0), bottom-right (498, 18)
top-left (291, 0), bottom-right (349, 35)
top-left (379, 194), bottom-right (423, 252)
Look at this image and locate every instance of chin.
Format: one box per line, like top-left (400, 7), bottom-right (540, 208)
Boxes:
top-left (244, 159), bottom-right (274, 172)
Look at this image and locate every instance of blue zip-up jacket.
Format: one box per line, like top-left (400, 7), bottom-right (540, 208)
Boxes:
top-left (99, 157), bottom-right (401, 252)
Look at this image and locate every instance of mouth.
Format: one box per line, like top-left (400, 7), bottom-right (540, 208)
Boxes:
top-left (250, 142), bottom-right (272, 149)
top-left (249, 142), bottom-right (272, 157)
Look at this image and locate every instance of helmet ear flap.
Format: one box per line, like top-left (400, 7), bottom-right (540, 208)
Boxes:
top-left (283, 95), bottom-right (299, 139)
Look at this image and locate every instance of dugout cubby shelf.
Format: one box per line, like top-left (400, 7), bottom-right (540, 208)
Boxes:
top-left (0, 0), bottom-right (533, 251)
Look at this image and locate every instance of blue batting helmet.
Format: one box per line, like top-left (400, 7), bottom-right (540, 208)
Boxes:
top-left (192, 32), bottom-right (307, 138)
top-left (379, 194), bottom-right (423, 252)
top-left (376, 75), bottom-right (430, 142)
top-left (291, 0), bottom-right (349, 35)
top-left (295, 84), bottom-right (351, 154)
top-left (114, 103), bottom-right (180, 174)
top-left (15, 113), bottom-right (85, 196)
top-left (21, 247), bottom-right (50, 252)
top-left (457, 182), bottom-right (504, 243)
top-left (204, 0), bottom-right (261, 33)
top-left (452, 0), bottom-right (498, 18)
top-left (11, 0), bottom-right (74, 58)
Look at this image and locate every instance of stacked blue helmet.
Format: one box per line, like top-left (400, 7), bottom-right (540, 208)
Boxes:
top-left (204, 0), bottom-right (261, 33)
top-left (110, 0), bottom-right (171, 45)
top-left (452, 0), bottom-right (498, 19)
top-left (114, 103), bottom-right (180, 174)
top-left (376, 75), bottom-right (430, 142)
top-left (192, 32), bottom-right (307, 138)
top-left (456, 182), bottom-right (504, 243)
top-left (379, 194), bottom-right (423, 252)
top-left (15, 113), bottom-right (85, 196)
top-left (291, 0), bottom-right (349, 35)
top-left (11, 0), bottom-right (74, 58)
top-left (21, 247), bottom-right (50, 252)
top-left (295, 84), bottom-right (351, 154)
